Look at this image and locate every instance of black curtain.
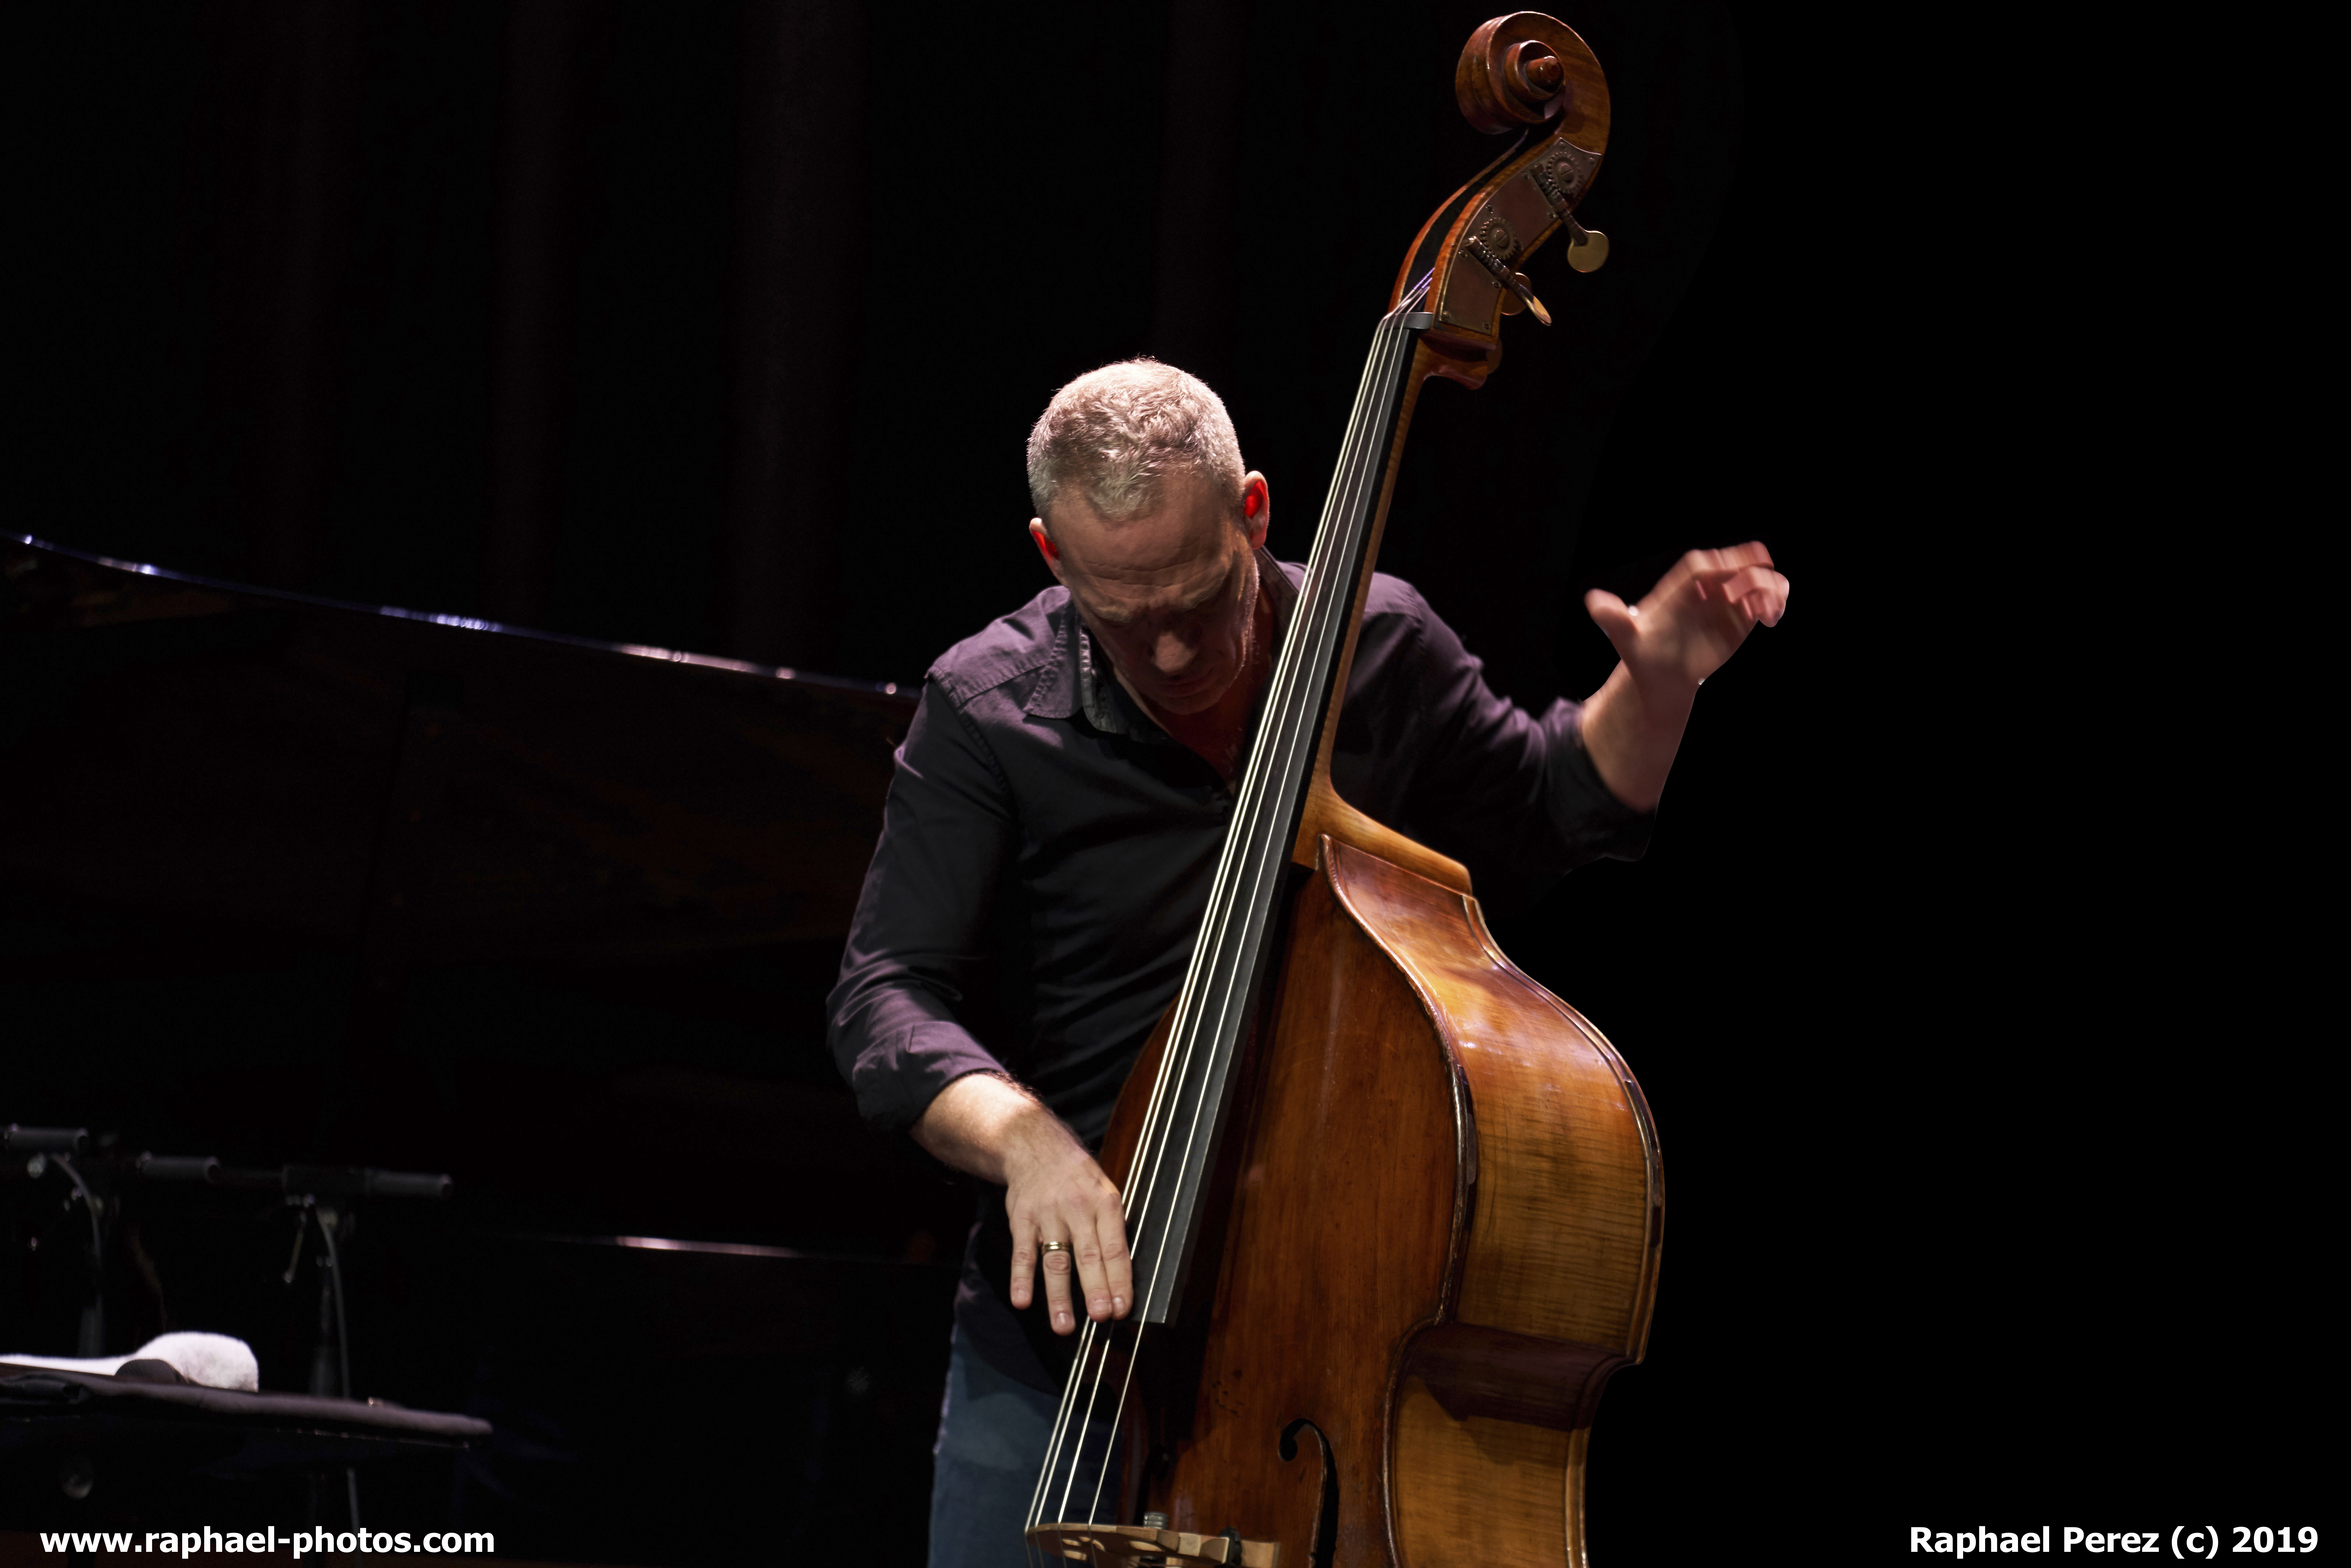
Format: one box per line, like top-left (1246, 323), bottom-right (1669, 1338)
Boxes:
top-left (16, 0), bottom-right (1760, 706)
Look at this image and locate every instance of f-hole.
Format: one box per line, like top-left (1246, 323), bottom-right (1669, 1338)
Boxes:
top-left (1277, 1418), bottom-right (1339, 1568)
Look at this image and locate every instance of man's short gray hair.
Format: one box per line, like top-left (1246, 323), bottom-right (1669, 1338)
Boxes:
top-left (1025, 359), bottom-right (1245, 525)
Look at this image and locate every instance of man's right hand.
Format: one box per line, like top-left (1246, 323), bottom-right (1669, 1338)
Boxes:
top-left (911, 1072), bottom-right (1133, 1336)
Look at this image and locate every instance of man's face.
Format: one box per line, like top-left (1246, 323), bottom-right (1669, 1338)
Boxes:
top-left (1032, 470), bottom-right (1270, 717)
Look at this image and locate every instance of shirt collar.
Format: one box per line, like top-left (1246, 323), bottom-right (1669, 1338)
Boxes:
top-left (1076, 621), bottom-right (1170, 742)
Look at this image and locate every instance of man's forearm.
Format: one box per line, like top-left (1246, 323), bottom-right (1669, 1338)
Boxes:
top-left (919, 1070), bottom-right (1133, 1330)
top-left (1578, 659), bottom-right (1696, 815)
top-left (911, 1071), bottom-right (1076, 1185)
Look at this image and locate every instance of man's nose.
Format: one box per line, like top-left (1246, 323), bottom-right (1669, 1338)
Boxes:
top-left (1150, 631), bottom-right (1198, 676)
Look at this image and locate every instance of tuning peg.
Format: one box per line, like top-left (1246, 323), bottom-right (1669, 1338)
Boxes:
top-left (1469, 235), bottom-right (1554, 326)
top-left (1495, 270), bottom-right (1552, 327)
top-left (1563, 212), bottom-right (1609, 273)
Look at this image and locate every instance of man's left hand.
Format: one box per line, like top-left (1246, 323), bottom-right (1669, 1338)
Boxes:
top-left (1583, 541), bottom-right (1789, 698)
top-left (1576, 541), bottom-right (1790, 813)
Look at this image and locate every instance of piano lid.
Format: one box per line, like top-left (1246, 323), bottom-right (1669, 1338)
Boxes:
top-left (2, 535), bottom-right (918, 968)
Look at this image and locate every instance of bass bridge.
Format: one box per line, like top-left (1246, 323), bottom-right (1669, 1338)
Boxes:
top-left (1026, 1521), bottom-right (1280, 1567)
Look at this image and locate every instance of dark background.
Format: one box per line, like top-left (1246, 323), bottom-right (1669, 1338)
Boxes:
top-left (3, 0), bottom-right (2317, 1560)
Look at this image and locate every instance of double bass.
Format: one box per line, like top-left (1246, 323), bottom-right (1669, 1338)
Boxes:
top-left (1025, 15), bottom-right (1661, 1567)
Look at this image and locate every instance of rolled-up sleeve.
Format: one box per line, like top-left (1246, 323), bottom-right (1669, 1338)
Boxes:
top-left (1532, 697), bottom-right (1655, 867)
top-left (826, 679), bottom-right (1018, 1133)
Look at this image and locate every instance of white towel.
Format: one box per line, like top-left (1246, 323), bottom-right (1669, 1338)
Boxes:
top-left (0, 1331), bottom-right (261, 1392)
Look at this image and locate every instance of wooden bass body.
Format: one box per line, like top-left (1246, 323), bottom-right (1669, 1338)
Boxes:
top-left (1095, 829), bottom-right (1664, 1568)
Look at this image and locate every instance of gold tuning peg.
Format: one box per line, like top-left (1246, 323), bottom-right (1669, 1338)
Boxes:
top-left (1563, 212), bottom-right (1609, 273)
top-left (1470, 234), bottom-right (1554, 326)
top-left (1495, 269), bottom-right (1553, 326)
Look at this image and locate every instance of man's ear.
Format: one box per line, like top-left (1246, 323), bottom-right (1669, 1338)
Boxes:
top-left (1029, 519), bottom-right (1066, 581)
top-left (1240, 471), bottom-right (1270, 550)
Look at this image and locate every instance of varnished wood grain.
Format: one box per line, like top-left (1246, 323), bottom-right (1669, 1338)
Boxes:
top-left (1454, 14), bottom-right (1610, 150)
top-left (1465, 900), bottom-right (1665, 1362)
top-left (1097, 1005), bottom-right (1173, 1199)
top-left (1326, 845), bottom-right (1659, 1351)
top-left (1292, 768), bottom-right (1471, 894)
top-left (1097, 834), bottom-right (1660, 1566)
top-left (1402, 1323), bottom-right (1625, 1433)
top-left (1289, 341), bottom-right (1449, 880)
top-left (1113, 840), bottom-right (1462, 1564)
top-left (1393, 1373), bottom-right (1574, 1568)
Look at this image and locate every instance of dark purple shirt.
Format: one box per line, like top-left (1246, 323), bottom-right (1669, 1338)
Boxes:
top-left (826, 553), bottom-right (1651, 1386)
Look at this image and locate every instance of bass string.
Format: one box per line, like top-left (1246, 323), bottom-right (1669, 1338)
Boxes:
top-left (1084, 322), bottom-right (1393, 1341)
top-left (1114, 277), bottom-right (1428, 1275)
top-left (1080, 1308), bottom-right (1160, 1531)
top-left (1085, 329), bottom-right (1410, 1525)
top-left (1069, 287), bottom-right (1424, 1510)
top-left (1105, 294), bottom-right (1406, 1238)
top-left (1117, 276), bottom-right (1429, 1308)
top-left (1018, 349), bottom-right (1391, 1534)
top-left (1104, 369), bottom-right (1383, 1343)
top-left (1039, 285), bottom-right (1428, 1530)
top-left (1025, 464), bottom-right (1355, 1534)
top-left (1029, 280), bottom-right (1431, 1536)
top-left (1052, 1320), bottom-right (1118, 1527)
top-left (1026, 1313), bottom-right (1099, 1533)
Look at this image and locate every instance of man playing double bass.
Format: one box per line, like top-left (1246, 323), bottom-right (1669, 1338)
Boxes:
top-left (826, 359), bottom-right (1787, 1566)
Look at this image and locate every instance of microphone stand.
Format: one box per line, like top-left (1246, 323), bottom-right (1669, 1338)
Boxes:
top-left (6, 1124), bottom-right (453, 1532)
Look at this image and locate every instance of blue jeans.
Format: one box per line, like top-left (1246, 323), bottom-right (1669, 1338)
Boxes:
top-left (928, 1322), bottom-right (1124, 1568)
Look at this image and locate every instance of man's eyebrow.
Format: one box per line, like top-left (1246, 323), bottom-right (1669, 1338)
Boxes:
top-left (1178, 571), bottom-right (1231, 611)
top-left (1083, 560), bottom-right (1235, 627)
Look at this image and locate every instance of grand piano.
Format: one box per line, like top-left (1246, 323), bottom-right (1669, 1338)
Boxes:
top-left (3, 534), bottom-right (968, 1562)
